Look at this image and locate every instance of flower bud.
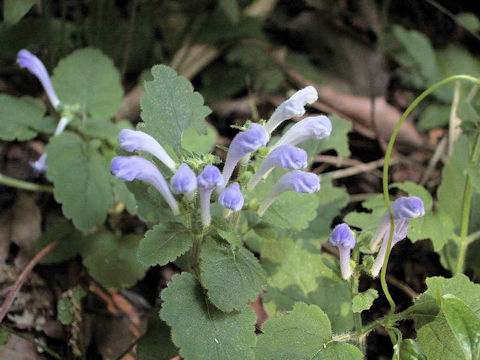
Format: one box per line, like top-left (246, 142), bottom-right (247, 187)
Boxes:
top-left (273, 115), bottom-right (332, 149)
top-left (197, 165), bottom-right (223, 227)
top-left (30, 153), bottom-right (48, 175)
top-left (219, 182), bottom-right (244, 212)
top-left (111, 156), bottom-right (179, 215)
top-left (118, 129), bottom-right (176, 172)
top-left (265, 86), bottom-right (318, 133)
top-left (328, 223), bottom-right (356, 280)
top-left (170, 163), bottom-right (197, 200)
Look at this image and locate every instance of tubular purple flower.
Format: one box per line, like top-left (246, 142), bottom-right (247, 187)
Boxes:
top-left (197, 165), bottom-right (223, 227)
top-left (265, 86), bottom-right (318, 133)
top-left (17, 49), bottom-right (60, 109)
top-left (272, 115), bottom-right (332, 150)
top-left (221, 123), bottom-right (269, 187)
top-left (247, 145), bottom-right (307, 190)
top-left (118, 129), bottom-right (176, 172)
top-left (329, 223), bottom-right (356, 280)
top-left (258, 170), bottom-right (320, 216)
top-left (219, 182), bottom-right (244, 212)
top-left (111, 156), bottom-right (179, 215)
top-left (170, 163), bottom-right (197, 200)
top-left (370, 196), bottom-right (425, 250)
top-left (30, 153), bottom-right (48, 175)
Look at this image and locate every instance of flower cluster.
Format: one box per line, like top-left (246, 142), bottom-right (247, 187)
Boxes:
top-left (328, 197), bottom-right (425, 280)
top-left (111, 87), bottom-right (332, 228)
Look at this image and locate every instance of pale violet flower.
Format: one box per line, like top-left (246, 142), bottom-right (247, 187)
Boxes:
top-left (111, 156), bottom-right (179, 215)
top-left (17, 49), bottom-right (60, 109)
top-left (272, 115), bottom-right (332, 149)
top-left (247, 145), bottom-right (307, 190)
top-left (265, 86), bottom-right (318, 133)
top-left (370, 197), bottom-right (425, 277)
top-left (118, 129), bottom-right (176, 172)
top-left (221, 123), bottom-right (269, 188)
top-left (30, 153), bottom-right (48, 174)
top-left (170, 163), bottom-right (197, 200)
top-left (219, 182), bottom-right (244, 212)
top-left (329, 223), bottom-right (356, 280)
top-left (258, 170), bottom-right (320, 216)
top-left (197, 165), bottom-right (223, 227)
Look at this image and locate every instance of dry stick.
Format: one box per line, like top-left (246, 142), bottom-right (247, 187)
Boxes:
top-left (419, 136), bottom-right (447, 186)
top-left (385, 275), bottom-right (419, 300)
top-left (315, 155), bottom-right (383, 178)
top-left (322, 158), bottom-right (397, 180)
top-left (0, 239), bottom-right (60, 322)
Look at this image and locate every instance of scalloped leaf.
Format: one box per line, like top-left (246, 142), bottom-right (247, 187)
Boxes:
top-left (352, 289), bottom-right (378, 313)
top-left (160, 273), bottom-right (256, 360)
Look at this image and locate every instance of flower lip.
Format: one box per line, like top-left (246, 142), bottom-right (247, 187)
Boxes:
top-left (219, 182), bottom-right (244, 211)
top-left (268, 145), bottom-right (308, 169)
top-left (391, 196), bottom-right (425, 219)
top-left (170, 163), bottom-right (197, 194)
top-left (230, 123), bottom-right (269, 157)
top-left (197, 165), bottom-right (223, 189)
top-left (110, 156), bottom-right (157, 182)
top-left (277, 170), bottom-right (320, 193)
top-left (273, 115), bottom-right (333, 149)
top-left (329, 223), bottom-right (356, 249)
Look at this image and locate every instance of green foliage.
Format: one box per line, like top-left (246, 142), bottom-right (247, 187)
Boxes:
top-left (52, 47), bottom-right (123, 119)
top-left (137, 223), bottom-right (194, 267)
top-left (394, 339), bottom-right (426, 360)
top-left (219, 0), bottom-right (240, 24)
top-left (37, 220), bottom-right (83, 264)
top-left (199, 238), bottom-right (266, 312)
top-left (126, 182), bottom-right (172, 224)
top-left (137, 311), bottom-right (178, 360)
top-left (0, 95), bottom-right (48, 141)
top-left (160, 273), bottom-right (257, 360)
top-left (140, 65), bottom-right (211, 152)
top-left (46, 132), bottom-right (114, 232)
top-left (80, 231), bottom-right (147, 289)
top-left (182, 123), bottom-right (218, 154)
top-left (3, 0), bottom-right (36, 26)
top-left (417, 104), bottom-right (451, 131)
top-left (344, 194), bottom-right (386, 233)
top-left (352, 289), bottom-right (378, 313)
top-left (256, 302), bottom-right (363, 360)
top-left (261, 237), bottom-right (353, 333)
top-left (57, 286), bottom-right (86, 325)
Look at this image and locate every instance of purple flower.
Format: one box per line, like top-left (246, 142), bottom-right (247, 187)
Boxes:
top-left (265, 86), bottom-right (318, 133)
top-left (273, 115), bottom-right (332, 149)
top-left (329, 223), bottom-right (356, 280)
top-left (247, 145), bottom-right (307, 190)
top-left (118, 129), bottom-right (176, 172)
top-left (17, 49), bottom-right (60, 109)
top-left (219, 182), bottom-right (244, 212)
top-left (197, 165), bottom-right (223, 227)
top-left (370, 196), bottom-right (425, 277)
top-left (30, 153), bottom-right (48, 175)
top-left (111, 156), bottom-right (179, 215)
top-left (221, 123), bottom-right (270, 187)
top-left (170, 163), bottom-right (197, 200)
top-left (258, 170), bottom-right (320, 216)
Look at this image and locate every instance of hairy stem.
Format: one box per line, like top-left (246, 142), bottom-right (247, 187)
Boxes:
top-left (350, 248), bottom-right (365, 353)
top-left (0, 173), bottom-right (53, 193)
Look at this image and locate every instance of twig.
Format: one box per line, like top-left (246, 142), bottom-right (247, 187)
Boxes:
top-left (0, 324), bottom-right (62, 360)
top-left (420, 136), bottom-right (447, 186)
top-left (120, 0), bottom-right (139, 77)
top-left (322, 158), bottom-right (397, 179)
top-left (114, 335), bottom-right (142, 360)
top-left (0, 239), bottom-right (60, 322)
top-left (386, 275), bottom-right (419, 300)
top-left (314, 155), bottom-right (383, 178)
top-left (0, 173), bottom-right (53, 193)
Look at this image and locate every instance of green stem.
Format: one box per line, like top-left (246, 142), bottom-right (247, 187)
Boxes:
top-left (0, 173), bottom-right (53, 193)
top-left (455, 133), bottom-right (480, 274)
top-left (0, 324), bottom-right (61, 360)
top-left (381, 75), bottom-right (479, 315)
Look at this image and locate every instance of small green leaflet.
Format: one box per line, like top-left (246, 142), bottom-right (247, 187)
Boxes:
top-left (140, 65), bottom-right (211, 152)
top-left (160, 273), bottom-right (257, 360)
top-left (57, 286), bottom-right (86, 325)
top-left (255, 302), bottom-right (363, 360)
top-left (46, 132), bottom-right (114, 232)
top-left (52, 47), bottom-right (123, 119)
top-left (199, 238), bottom-right (266, 312)
top-left (352, 289), bottom-right (378, 313)
top-left (80, 231), bottom-right (148, 289)
top-left (0, 95), bottom-right (47, 141)
top-left (137, 310), bottom-right (178, 360)
top-left (137, 223), bottom-right (194, 267)
top-left (37, 220), bottom-right (83, 264)
top-left (393, 339), bottom-right (426, 360)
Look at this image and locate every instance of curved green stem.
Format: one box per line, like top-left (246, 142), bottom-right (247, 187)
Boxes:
top-left (381, 75), bottom-right (480, 315)
top-left (0, 173), bottom-right (53, 193)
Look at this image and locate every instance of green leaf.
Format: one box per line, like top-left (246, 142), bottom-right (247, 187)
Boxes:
top-left (160, 272), bottom-right (257, 360)
top-left (81, 231), bottom-right (148, 289)
top-left (4, 0), bottom-right (36, 26)
top-left (468, 162), bottom-right (480, 194)
top-left (395, 339), bottom-right (426, 360)
top-left (37, 220), bottom-right (83, 264)
top-left (182, 123), bottom-right (218, 154)
top-left (0, 95), bottom-right (46, 141)
top-left (352, 289), bottom-right (378, 313)
top-left (219, 0), bottom-right (240, 23)
top-left (46, 132), bottom-right (114, 232)
top-left (256, 302), bottom-right (363, 360)
top-left (199, 238), bottom-right (266, 312)
top-left (137, 311), bottom-right (178, 360)
top-left (441, 295), bottom-right (480, 360)
top-left (140, 65), bottom-right (211, 152)
top-left (52, 48), bottom-right (123, 119)
top-left (137, 223), bottom-right (194, 267)
top-left (0, 330), bottom-right (7, 348)
top-left (455, 13), bottom-right (480, 33)
top-left (111, 177), bottom-right (137, 215)
top-left (417, 104), bottom-right (451, 131)
top-left (57, 286), bottom-right (86, 325)
top-left (126, 181), bottom-right (172, 224)
top-left (344, 194), bottom-right (386, 233)
top-left (261, 237), bottom-right (353, 333)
